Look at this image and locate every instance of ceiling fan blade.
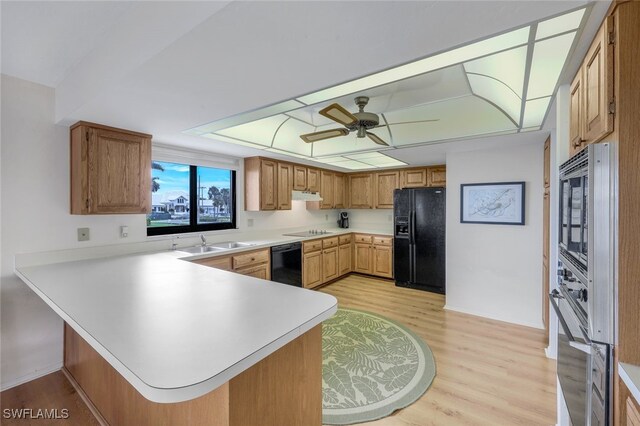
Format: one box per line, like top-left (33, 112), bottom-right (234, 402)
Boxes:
top-left (319, 103), bottom-right (358, 126)
top-left (300, 128), bottom-right (349, 143)
top-left (366, 132), bottom-right (389, 146)
top-left (375, 119), bottom-right (440, 128)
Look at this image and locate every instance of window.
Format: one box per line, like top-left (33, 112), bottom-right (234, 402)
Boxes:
top-left (147, 161), bottom-right (236, 236)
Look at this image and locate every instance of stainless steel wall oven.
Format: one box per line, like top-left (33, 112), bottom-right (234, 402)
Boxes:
top-left (553, 143), bottom-right (616, 426)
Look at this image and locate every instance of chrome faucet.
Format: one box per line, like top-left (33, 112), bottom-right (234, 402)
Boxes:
top-left (200, 234), bottom-right (207, 246)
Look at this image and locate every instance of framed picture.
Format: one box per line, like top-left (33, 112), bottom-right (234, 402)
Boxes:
top-left (460, 182), bottom-right (525, 225)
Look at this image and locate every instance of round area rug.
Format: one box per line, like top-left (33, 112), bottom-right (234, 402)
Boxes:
top-left (322, 308), bottom-right (436, 425)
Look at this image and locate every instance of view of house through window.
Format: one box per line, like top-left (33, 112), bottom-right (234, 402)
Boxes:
top-left (196, 166), bottom-right (233, 224)
top-left (148, 161), bottom-right (236, 235)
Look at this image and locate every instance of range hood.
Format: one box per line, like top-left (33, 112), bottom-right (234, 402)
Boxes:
top-left (291, 190), bottom-right (323, 202)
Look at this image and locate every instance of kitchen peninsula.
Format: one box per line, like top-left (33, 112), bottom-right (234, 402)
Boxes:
top-left (15, 249), bottom-right (337, 426)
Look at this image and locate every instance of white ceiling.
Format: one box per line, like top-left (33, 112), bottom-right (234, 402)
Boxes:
top-left (1, 1), bottom-right (611, 170)
top-left (0, 2), bottom-right (133, 87)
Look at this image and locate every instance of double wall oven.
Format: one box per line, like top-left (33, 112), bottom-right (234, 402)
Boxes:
top-left (552, 143), bottom-right (616, 425)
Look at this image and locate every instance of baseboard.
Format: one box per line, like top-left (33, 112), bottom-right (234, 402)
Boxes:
top-left (61, 368), bottom-right (108, 426)
top-left (0, 362), bottom-right (62, 392)
top-left (444, 304), bottom-right (544, 330)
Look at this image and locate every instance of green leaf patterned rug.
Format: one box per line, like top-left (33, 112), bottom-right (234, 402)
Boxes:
top-left (322, 308), bottom-right (436, 425)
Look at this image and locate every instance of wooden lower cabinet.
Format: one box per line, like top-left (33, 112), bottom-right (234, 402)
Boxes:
top-left (235, 264), bottom-right (269, 280)
top-left (64, 323), bottom-right (322, 426)
top-left (192, 248), bottom-right (270, 280)
top-left (353, 236), bottom-right (393, 278)
top-left (303, 251), bottom-right (323, 289)
top-left (338, 243), bottom-right (352, 276)
top-left (322, 247), bottom-right (338, 282)
top-left (193, 256), bottom-right (233, 271)
top-left (627, 396), bottom-right (640, 426)
top-left (372, 246), bottom-right (393, 278)
top-left (354, 243), bottom-right (373, 274)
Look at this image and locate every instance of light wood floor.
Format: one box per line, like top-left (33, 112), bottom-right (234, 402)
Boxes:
top-left (1, 275), bottom-right (556, 425)
top-left (320, 275), bottom-right (557, 426)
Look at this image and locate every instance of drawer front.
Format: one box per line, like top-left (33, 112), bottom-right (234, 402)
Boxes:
top-left (193, 256), bottom-right (232, 271)
top-left (373, 236), bottom-right (392, 246)
top-left (235, 264), bottom-right (269, 280)
top-left (338, 234), bottom-right (352, 245)
top-left (322, 237), bottom-right (339, 249)
top-left (303, 240), bottom-right (323, 253)
top-left (232, 249), bottom-right (269, 270)
top-left (354, 234), bottom-right (373, 244)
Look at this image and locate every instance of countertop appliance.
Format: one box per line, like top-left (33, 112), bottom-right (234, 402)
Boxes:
top-left (270, 243), bottom-right (302, 287)
top-left (553, 142), bottom-right (616, 426)
top-left (338, 212), bottom-right (349, 228)
top-left (282, 230), bottom-right (332, 238)
top-left (393, 187), bottom-right (446, 294)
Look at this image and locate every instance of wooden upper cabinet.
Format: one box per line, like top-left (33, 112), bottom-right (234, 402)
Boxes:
top-left (259, 160), bottom-right (278, 211)
top-left (244, 157), bottom-right (279, 211)
top-left (400, 168), bottom-right (427, 188)
top-left (70, 122), bottom-right (151, 215)
top-left (349, 173), bottom-right (374, 209)
top-left (375, 171), bottom-right (399, 209)
top-left (569, 71), bottom-right (585, 156)
top-left (277, 162), bottom-right (293, 210)
top-left (583, 16), bottom-right (614, 144)
top-left (307, 169), bottom-right (321, 192)
top-left (426, 166), bottom-right (446, 187)
top-left (569, 15), bottom-right (614, 157)
top-left (320, 171), bottom-right (334, 209)
top-left (293, 165), bottom-right (307, 191)
top-left (334, 173), bottom-right (346, 209)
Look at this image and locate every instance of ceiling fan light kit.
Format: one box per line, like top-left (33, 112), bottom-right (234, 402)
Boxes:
top-left (302, 96), bottom-right (391, 146)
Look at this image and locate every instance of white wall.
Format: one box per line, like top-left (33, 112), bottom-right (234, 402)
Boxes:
top-left (0, 75), bottom-right (341, 389)
top-left (445, 141), bottom-right (544, 329)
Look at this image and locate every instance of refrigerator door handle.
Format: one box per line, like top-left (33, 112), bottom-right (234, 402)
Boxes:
top-left (409, 211), bottom-right (415, 245)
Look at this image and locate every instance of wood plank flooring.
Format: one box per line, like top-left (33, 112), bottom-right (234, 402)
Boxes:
top-left (1, 275), bottom-right (556, 425)
top-left (0, 370), bottom-right (99, 425)
top-left (320, 275), bottom-right (557, 426)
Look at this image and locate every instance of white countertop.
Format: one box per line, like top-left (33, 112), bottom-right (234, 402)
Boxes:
top-left (619, 363), bottom-right (640, 405)
top-left (175, 227), bottom-right (393, 262)
top-left (16, 252), bottom-right (337, 403)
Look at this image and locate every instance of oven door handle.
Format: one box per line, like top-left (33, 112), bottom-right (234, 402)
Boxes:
top-left (549, 290), bottom-right (592, 355)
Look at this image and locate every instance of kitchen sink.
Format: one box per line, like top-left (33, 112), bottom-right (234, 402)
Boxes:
top-left (208, 241), bottom-right (255, 249)
top-left (178, 245), bottom-right (226, 254)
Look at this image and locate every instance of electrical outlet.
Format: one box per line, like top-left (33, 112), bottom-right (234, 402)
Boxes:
top-left (325, 214), bottom-right (329, 221)
top-left (247, 218), bottom-right (254, 227)
top-left (77, 228), bottom-right (90, 242)
top-left (120, 226), bottom-right (129, 238)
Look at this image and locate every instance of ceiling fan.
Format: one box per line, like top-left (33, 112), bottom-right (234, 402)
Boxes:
top-left (299, 96), bottom-right (438, 146)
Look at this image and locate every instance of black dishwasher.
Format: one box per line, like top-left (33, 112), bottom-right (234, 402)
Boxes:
top-left (270, 243), bottom-right (302, 287)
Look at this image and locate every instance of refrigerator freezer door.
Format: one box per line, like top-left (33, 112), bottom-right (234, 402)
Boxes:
top-left (393, 189), bottom-right (413, 284)
top-left (413, 188), bottom-right (446, 293)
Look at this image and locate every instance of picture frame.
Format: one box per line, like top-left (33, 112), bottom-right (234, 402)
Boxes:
top-left (460, 181), bottom-right (525, 225)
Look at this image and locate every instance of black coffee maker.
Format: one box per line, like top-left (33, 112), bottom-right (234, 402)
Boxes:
top-left (338, 212), bottom-right (349, 228)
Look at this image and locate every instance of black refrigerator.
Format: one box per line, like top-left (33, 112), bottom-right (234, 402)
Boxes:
top-left (393, 187), bottom-right (446, 294)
